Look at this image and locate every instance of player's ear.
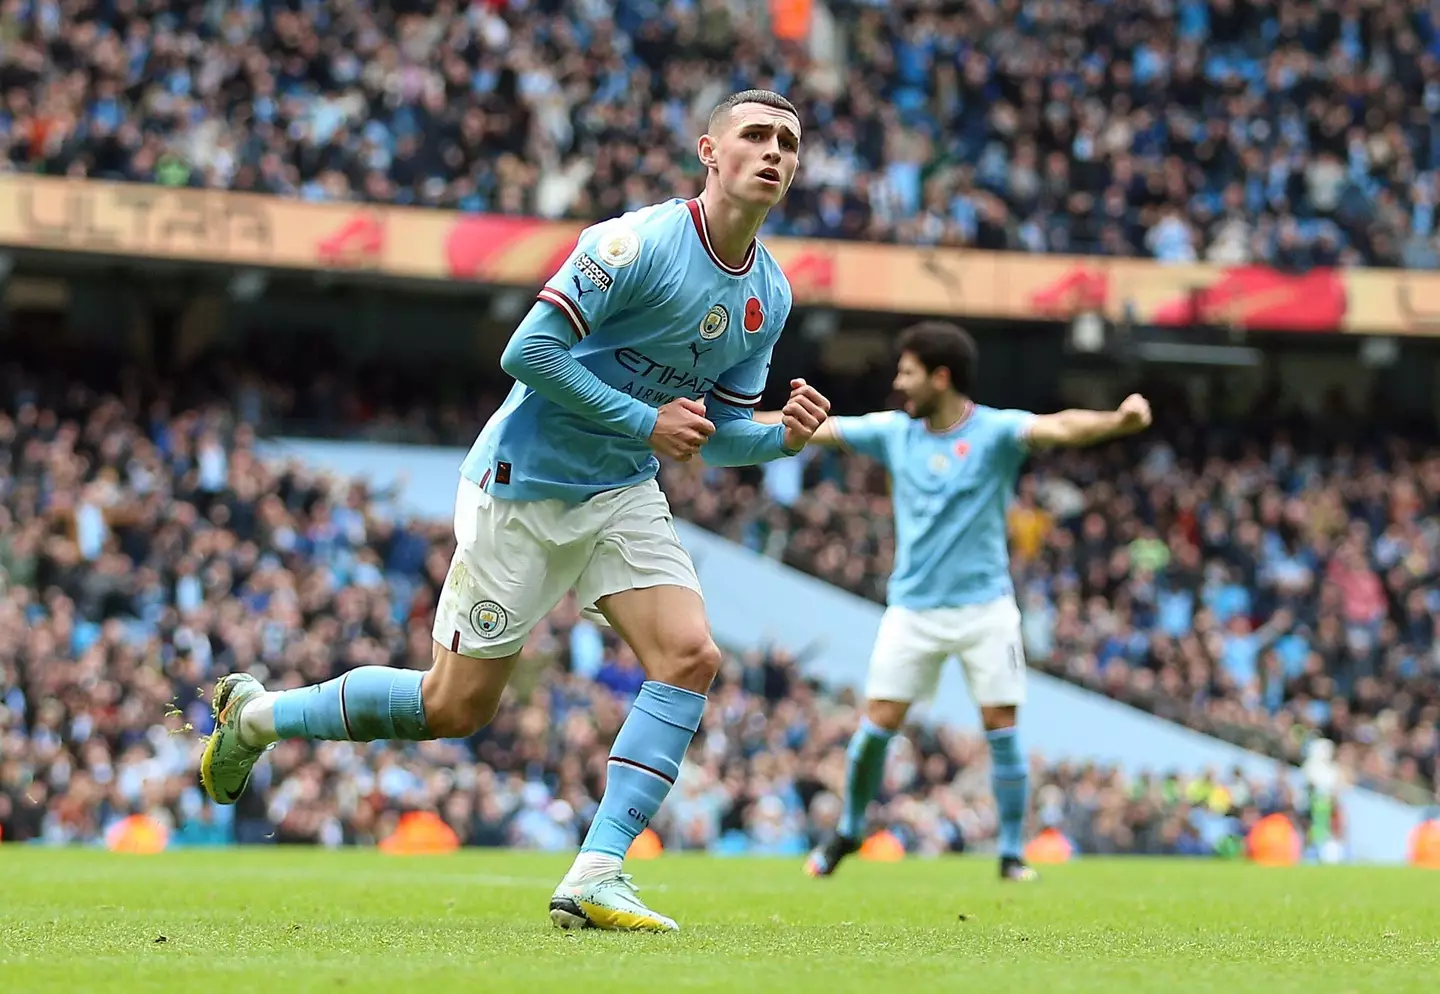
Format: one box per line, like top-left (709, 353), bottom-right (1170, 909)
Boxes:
top-left (697, 133), bottom-right (719, 171)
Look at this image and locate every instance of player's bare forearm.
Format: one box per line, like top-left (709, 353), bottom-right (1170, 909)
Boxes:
top-left (1027, 409), bottom-right (1127, 448)
top-left (1027, 394), bottom-right (1151, 449)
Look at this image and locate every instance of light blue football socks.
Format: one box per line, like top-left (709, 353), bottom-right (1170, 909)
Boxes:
top-left (988, 726), bottom-right (1029, 858)
top-left (269, 666), bottom-right (430, 742)
top-left (838, 717), bottom-right (895, 840)
top-left (582, 681), bottom-right (707, 859)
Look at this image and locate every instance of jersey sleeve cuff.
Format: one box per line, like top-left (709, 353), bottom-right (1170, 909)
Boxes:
top-left (774, 423), bottom-right (801, 457)
top-left (627, 402), bottom-right (659, 442)
top-left (711, 383), bottom-right (763, 408)
top-left (1016, 413), bottom-right (1038, 451)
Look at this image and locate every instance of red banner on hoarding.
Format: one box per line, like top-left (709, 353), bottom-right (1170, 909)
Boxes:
top-left (3, 174), bottom-right (1439, 335)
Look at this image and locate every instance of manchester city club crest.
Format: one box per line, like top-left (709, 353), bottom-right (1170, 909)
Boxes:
top-left (470, 600), bottom-right (509, 639)
top-left (699, 304), bottom-right (730, 340)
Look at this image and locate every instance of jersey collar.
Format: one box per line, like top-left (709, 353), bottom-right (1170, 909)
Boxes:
top-left (687, 199), bottom-right (757, 277)
top-left (926, 398), bottom-right (975, 435)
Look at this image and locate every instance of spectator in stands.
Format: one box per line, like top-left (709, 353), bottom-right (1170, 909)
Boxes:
top-left (0, 370), bottom-right (1340, 858)
top-left (5, 0), bottom-right (1440, 266)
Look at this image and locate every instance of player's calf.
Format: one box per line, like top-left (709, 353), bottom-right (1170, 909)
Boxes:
top-left (202, 643), bottom-right (518, 806)
top-left (553, 585), bottom-right (714, 930)
top-left (233, 644), bottom-right (515, 747)
top-left (806, 701), bottom-right (904, 878)
top-left (982, 705), bottom-right (1034, 881)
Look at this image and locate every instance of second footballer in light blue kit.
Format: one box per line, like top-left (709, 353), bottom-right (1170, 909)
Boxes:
top-left (198, 89), bottom-right (833, 933)
top-left (760, 321), bottom-right (1152, 882)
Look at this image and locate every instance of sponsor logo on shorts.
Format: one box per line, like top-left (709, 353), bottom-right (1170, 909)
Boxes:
top-left (471, 600), bottom-right (509, 639)
top-left (573, 254), bottom-right (613, 293)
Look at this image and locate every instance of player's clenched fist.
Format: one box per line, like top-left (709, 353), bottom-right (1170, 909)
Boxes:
top-left (650, 397), bottom-right (716, 461)
top-left (1117, 393), bottom-right (1152, 433)
top-left (780, 378), bottom-right (831, 452)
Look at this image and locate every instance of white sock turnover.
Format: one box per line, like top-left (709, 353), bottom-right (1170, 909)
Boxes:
top-left (237, 691), bottom-right (280, 748)
top-left (563, 851), bottom-right (623, 886)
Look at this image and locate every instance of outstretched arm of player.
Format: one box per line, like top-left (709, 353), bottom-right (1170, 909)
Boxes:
top-left (755, 406), bottom-right (901, 466)
top-left (1026, 394), bottom-right (1152, 449)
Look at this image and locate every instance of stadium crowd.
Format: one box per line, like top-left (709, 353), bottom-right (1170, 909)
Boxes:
top-left (5, 0), bottom-right (1440, 265)
top-left (181, 349), bottom-right (1439, 808)
top-left (0, 367), bottom-right (1342, 858)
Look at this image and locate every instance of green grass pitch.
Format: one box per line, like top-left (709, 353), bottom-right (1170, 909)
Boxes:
top-left (1, 850), bottom-right (1435, 993)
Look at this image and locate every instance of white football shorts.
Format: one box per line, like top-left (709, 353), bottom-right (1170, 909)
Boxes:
top-left (432, 477), bottom-right (702, 659)
top-left (865, 596), bottom-right (1027, 707)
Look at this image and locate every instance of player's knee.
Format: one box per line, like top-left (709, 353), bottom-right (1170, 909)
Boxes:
top-left (424, 687), bottom-right (502, 738)
top-left (867, 699), bottom-right (909, 732)
top-left (657, 635), bottom-right (723, 693)
top-left (981, 704), bottom-right (1018, 731)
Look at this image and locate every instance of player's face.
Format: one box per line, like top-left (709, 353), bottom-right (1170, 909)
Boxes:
top-left (893, 351), bottom-right (947, 419)
top-left (709, 104), bottom-right (801, 207)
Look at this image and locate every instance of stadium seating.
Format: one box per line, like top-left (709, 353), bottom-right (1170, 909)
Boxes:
top-left (3, 0), bottom-right (1432, 856)
top-left (0, 373), bottom-right (1335, 856)
top-left (4, 0), bottom-right (1437, 264)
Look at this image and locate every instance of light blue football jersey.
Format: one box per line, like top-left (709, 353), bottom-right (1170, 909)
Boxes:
top-left (462, 198), bottom-right (794, 503)
top-left (834, 403), bottom-right (1035, 610)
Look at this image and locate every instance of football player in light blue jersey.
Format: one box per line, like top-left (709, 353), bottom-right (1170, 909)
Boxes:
top-left (760, 321), bottom-right (1151, 882)
top-left (199, 90), bottom-right (832, 932)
